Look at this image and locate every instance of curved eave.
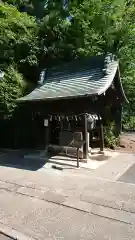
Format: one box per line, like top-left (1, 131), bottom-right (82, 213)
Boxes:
top-left (16, 92), bottom-right (98, 103)
top-left (98, 64), bottom-right (128, 103)
top-left (97, 63), bottom-right (118, 95)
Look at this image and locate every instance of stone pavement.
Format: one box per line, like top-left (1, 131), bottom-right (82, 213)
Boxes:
top-left (0, 150), bottom-right (135, 239)
top-left (0, 233), bottom-right (13, 240)
top-left (24, 148), bottom-right (118, 170)
top-left (118, 161), bottom-right (135, 184)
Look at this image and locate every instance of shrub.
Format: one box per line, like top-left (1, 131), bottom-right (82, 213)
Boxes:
top-left (104, 121), bottom-right (118, 149)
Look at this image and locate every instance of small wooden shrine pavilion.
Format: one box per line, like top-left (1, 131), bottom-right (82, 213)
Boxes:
top-left (18, 54), bottom-right (127, 159)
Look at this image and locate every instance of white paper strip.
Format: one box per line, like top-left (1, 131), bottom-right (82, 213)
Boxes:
top-left (44, 119), bottom-right (48, 126)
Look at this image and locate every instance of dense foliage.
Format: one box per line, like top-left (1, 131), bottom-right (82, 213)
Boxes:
top-left (0, 0), bottom-right (135, 147)
top-left (0, 3), bottom-right (39, 118)
top-left (0, 66), bottom-right (25, 118)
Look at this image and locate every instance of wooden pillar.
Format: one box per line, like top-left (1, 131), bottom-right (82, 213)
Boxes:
top-left (77, 148), bottom-right (80, 168)
top-left (44, 118), bottom-right (50, 148)
top-left (98, 116), bottom-right (104, 152)
top-left (115, 104), bottom-right (122, 136)
top-left (83, 114), bottom-right (88, 159)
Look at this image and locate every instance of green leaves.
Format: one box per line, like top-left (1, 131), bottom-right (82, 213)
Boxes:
top-left (1, 0), bottom-right (135, 119)
top-left (0, 3), bottom-right (38, 67)
top-left (0, 65), bottom-right (25, 118)
top-left (0, 2), bottom-right (39, 118)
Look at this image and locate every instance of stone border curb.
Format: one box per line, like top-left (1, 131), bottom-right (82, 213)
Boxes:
top-left (0, 222), bottom-right (36, 240)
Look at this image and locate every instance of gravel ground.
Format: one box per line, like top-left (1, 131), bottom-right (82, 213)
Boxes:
top-left (116, 132), bottom-right (135, 153)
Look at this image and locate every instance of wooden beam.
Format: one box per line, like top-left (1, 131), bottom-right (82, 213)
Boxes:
top-left (83, 114), bottom-right (88, 159)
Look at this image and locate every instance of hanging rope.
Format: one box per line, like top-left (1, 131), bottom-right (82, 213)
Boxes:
top-left (48, 113), bottom-right (101, 122)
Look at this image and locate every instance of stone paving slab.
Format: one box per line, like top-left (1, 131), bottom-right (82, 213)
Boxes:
top-left (0, 189), bottom-right (135, 240)
top-left (1, 175), bottom-right (135, 227)
top-left (11, 180), bottom-right (135, 225)
top-left (0, 181), bottom-right (19, 192)
top-left (12, 177), bottom-right (135, 215)
top-left (0, 222), bottom-right (36, 240)
top-left (0, 233), bottom-right (13, 240)
top-left (87, 153), bottom-right (135, 181)
top-left (1, 163), bottom-right (135, 214)
top-left (63, 198), bottom-right (135, 225)
top-left (17, 187), bottom-right (67, 204)
top-left (118, 162), bottom-right (135, 184)
top-left (0, 151), bottom-right (135, 239)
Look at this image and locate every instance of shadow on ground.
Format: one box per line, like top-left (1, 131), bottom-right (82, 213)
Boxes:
top-left (118, 160), bottom-right (135, 184)
top-left (0, 150), bottom-right (49, 171)
top-left (0, 150), bottom-right (84, 171)
top-left (0, 148), bottom-right (116, 171)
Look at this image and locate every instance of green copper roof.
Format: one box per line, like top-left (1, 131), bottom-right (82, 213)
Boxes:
top-left (18, 54), bottom-right (121, 102)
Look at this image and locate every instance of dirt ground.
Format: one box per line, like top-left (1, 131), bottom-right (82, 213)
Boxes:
top-left (116, 132), bottom-right (135, 153)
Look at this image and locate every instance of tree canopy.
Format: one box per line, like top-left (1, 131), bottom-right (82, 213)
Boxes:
top-left (0, 0), bottom-right (135, 119)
